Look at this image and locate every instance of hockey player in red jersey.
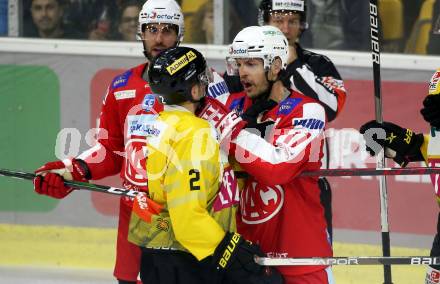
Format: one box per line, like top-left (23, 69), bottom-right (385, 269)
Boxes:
top-left (33, 1), bottom-right (187, 283)
top-left (205, 25), bottom-right (334, 283)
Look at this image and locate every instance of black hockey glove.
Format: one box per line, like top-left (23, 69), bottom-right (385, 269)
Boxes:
top-left (421, 95), bottom-right (440, 129)
top-left (241, 99), bottom-right (277, 137)
top-left (359, 120), bottom-right (424, 167)
top-left (213, 232), bottom-right (283, 284)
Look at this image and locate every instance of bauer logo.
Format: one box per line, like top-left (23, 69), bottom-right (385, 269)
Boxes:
top-left (240, 183), bottom-right (284, 224)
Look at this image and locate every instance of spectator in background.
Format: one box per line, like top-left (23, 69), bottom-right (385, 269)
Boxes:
top-left (26, 0), bottom-right (82, 38)
top-left (190, 1), bottom-right (213, 43)
top-left (428, 0), bottom-right (440, 54)
top-left (307, 0), bottom-right (344, 49)
top-left (340, 0), bottom-right (370, 51)
top-left (113, 1), bottom-right (141, 41)
top-left (0, 0), bottom-right (7, 36)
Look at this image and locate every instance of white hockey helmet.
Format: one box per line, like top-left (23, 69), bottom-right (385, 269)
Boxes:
top-left (226, 25), bottom-right (289, 75)
top-left (137, 0), bottom-right (184, 43)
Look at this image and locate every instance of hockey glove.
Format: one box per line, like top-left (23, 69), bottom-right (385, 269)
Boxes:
top-left (241, 99), bottom-right (277, 137)
top-left (359, 120), bottom-right (424, 167)
top-left (213, 232), bottom-right (283, 284)
top-left (197, 97), bottom-right (247, 143)
top-left (34, 159), bottom-right (91, 199)
top-left (421, 95), bottom-right (440, 129)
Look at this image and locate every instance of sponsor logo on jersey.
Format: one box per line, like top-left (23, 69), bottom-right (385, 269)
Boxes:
top-left (111, 70), bottom-right (132, 89)
top-left (207, 80), bottom-right (229, 98)
top-left (273, 0), bottom-right (304, 12)
top-left (293, 118), bottom-right (325, 130)
top-left (213, 167), bottom-right (240, 212)
top-left (129, 119), bottom-right (161, 137)
top-left (240, 183), bottom-right (284, 224)
top-left (317, 76), bottom-right (345, 93)
top-left (142, 94), bottom-right (156, 111)
top-left (229, 97), bottom-right (245, 114)
top-left (114, 89), bottom-right (136, 100)
top-left (277, 97), bottom-right (302, 115)
top-left (166, 50), bottom-right (197, 75)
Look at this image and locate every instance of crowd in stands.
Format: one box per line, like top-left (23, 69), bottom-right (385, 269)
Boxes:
top-left (0, 0), bottom-right (439, 55)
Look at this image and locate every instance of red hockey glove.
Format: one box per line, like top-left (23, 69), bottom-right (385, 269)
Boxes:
top-left (212, 232), bottom-right (283, 284)
top-left (33, 159), bottom-right (90, 199)
top-left (197, 97), bottom-right (247, 143)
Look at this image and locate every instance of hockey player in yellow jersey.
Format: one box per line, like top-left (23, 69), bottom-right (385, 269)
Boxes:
top-left (127, 46), bottom-right (282, 284)
top-left (359, 69), bottom-right (440, 284)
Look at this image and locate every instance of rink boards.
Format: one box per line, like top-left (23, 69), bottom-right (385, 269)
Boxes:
top-left (0, 39), bottom-right (439, 283)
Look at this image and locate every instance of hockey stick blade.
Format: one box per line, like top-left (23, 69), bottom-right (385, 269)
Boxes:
top-left (0, 168), bottom-right (139, 198)
top-left (255, 256), bottom-right (440, 266)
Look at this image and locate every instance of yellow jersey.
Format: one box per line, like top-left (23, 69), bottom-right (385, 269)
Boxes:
top-left (128, 105), bottom-right (239, 260)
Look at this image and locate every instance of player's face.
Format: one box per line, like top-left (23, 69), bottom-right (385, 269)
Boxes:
top-left (268, 12), bottom-right (301, 46)
top-left (236, 58), bottom-right (269, 99)
top-left (31, 0), bottom-right (63, 34)
top-left (142, 23), bottom-right (178, 59)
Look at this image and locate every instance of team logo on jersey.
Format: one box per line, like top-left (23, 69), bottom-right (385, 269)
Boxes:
top-left (111, 70), bottom-right (132, 89)
top-left (277, 98), bottom-right (302, 115)
top-left (125, 138), bottom-right (149, 186)
top-left (142, 94), bottom-right (156, 111)
top-left (213, 167), bottom-right (240, 212)
top-left (240, 182), bottom-right (284, 224)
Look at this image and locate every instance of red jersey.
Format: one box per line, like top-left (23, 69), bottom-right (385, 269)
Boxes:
top-left (77, 63), bottom-right (161, 281)
top-left (217, 91), bottom-right (333, 276)
top-left (78, 63), bottom-right (163, 195)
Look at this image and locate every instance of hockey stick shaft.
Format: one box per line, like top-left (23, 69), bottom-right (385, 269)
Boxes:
top-left (369, 1), bottom-right (392, 282)
top-left (0, 169), bottom-right (139, 198)
top-left (235, 166), bottom-right (440, 179)
top-left (3, 166), bottom-right (440, 188)
top-left (255, 256), bottom-right (440, 266)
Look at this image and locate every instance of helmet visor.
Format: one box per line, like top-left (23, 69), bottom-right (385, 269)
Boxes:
top-left (198, 67), bottom-right (214, 86)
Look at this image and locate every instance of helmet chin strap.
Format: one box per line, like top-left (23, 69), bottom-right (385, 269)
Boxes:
top-left (253, 70), bottom-right (276, 101)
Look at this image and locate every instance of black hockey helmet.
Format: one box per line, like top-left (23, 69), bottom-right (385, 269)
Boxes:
top-left (148, 46), bottom-right (212, 105)
top-left (258, 0), bottom-right (308, 29)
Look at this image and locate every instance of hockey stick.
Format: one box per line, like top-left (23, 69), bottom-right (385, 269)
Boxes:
top-left (0, 168), bottom-right (139, 198)
top-left (2, 166), bottom-right (440, 191)
top-left (369, 1), bottom-right (392, 283)
top-left (255, 256), bottom-right (440, 266)
top-left (235, 166), bottom-right (440, 179)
